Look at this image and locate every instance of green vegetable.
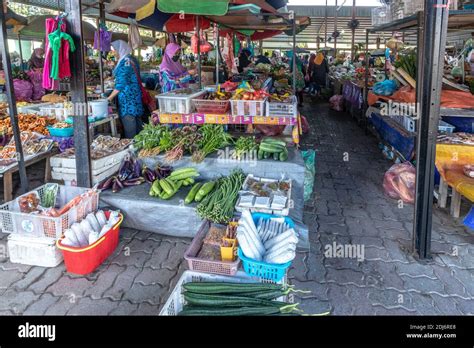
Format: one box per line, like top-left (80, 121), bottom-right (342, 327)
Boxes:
top-left (183, 282), bottom-right (282, 294)
top-left (261, 138), bottom-right (286, 147)
top-left (41, 184), bottom-right (58, 208)
top-left (151, 180), bottom-right (162, 196)
top-left (279, 149), bottom-right (288, 161)
top-left (263, 151), bottom-right (271, 159)
top-left (195, 181), bottom-right (216, 202)
top-left (133, 123), bottom-right (171, 151)
top-left (159, 179), bottom-right (174, 196)
top-left (234, 136), bottom-right (258, 160)
top-left (192, 125), bottom-right (233, 163)
top-left (168, 168), bottom-right (199, 181)
top-left (183, 292), bottom-right (286, 308)
top-left (273, 152), bottom-right (279, 161)
top-left (185, 183), bottom-right (202, 204)
top-left (257, 149), bottom-right (264, 160)
top-left (179, 306), bottom-right (286, 316)
top-left (259, 143), bottom-right (286, 153)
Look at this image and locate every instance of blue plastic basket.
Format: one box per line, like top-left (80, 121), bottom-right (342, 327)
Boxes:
top-left (463, 206), bottom-right (474, 230)
top-left (238, 212), bottom-right (295, 282)
top-left (47, 126), bottom-right (74, 137)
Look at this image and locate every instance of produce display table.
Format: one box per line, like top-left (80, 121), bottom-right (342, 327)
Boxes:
top-left (90, 114), bottom-right (118, 138)
top-left (0, 150), bottom-right (54, 202)
top-left (100, 147), bottom-right (310, 250)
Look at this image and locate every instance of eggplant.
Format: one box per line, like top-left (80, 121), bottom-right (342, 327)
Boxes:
top-left (133, 159), bottom-right (142, 178)
top-left (123, 177), bottom-right (145, 187)
top-left (115, 178), bottom-right (124, 190)
top-left (99, 176), bottom-right (114, 191)
top-left (112, 178), bottom-right (120, 193)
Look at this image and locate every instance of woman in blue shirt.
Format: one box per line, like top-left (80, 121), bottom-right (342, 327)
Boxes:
top-left (107, 40), bottom-right (144, 139)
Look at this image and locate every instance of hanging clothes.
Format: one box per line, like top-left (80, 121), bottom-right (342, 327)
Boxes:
top-left (128, 23), bottom-right (142, 50)
top-left (48, 27), bottom-right (76, 81)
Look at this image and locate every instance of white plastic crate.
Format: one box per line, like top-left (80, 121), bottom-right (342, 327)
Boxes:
top-left (157, 89), bottom-right (206, 114)
top-left (159, 270), bottom-right (287, 316)
top-left (266, 96), bottom-right (297, 118)
top-left (0, 184), bottom-right (99, 239)
top-left (39, 104), bottom-right (72, 121)
top-left (8, 234), bottom-right (63, 267)
top-left (230, 98), bottom-right (267, 117)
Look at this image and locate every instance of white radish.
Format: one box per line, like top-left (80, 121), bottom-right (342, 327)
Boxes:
top-left (257, 218), bottom-right (264, 236)
top-left (240, 220), bottom-right (265, 256)
top-left (64, 228), bottom-right (80, 247)
top-left (71, 223), bottom-right (88, 247)
top-left (266, 240), bottom-right (297, 256)
top-left (86, 213), bottom-right (101, 233)
top-left (241, 210), bottom-right (259, 236)
top-left (265, 250), bottom-right (296, 264)
top-left (88, 231), bottom-right (100, 245)
top-left (237, 228), bottom-right (261, 260)
top-left (264, 228), bottom-right (297, 250)
top-left (95, 210), bottom-right (107, 228)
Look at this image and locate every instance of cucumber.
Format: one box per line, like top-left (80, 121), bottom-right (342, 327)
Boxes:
top-left (259, 143), bottom-right (285, 153)
top-left (185, 183), bottom-right (202, 204)
top-left (272, 152), bottom-right (279, 161)
top-left (169, 167), bottom-right (198, 176)
top-left (263, 151), bottom-right (271, 159)
top-left (159, 179), bottom-right (174, 195)
top-left (183, 282), bottom-right (282, 294)
top-left (195, 181), bottom-right (216, 202)
top-left (183, 292), bottom-right (283, 308)
top-left (262, 138), bottom-right (286, 147)
top-left (151, 180), bottom-right (162, 196)
top-left (179, 305), bottom-right (281, 316)
top-left (257, 149), bottom-right (264, 160)
top-left (168, 171), bottom-right (199, 181)
top-left (279, 149), bottom-right (288, 161)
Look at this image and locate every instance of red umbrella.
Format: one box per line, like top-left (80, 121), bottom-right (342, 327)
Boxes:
top-left (164, 14), bottom-right (211, 33)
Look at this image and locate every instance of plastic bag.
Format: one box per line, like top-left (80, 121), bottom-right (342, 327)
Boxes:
top-left (329, 94), bottom-right (344, 111)
top-left (94, 28), bottom-right (112, 52)
top-left (128, 23), bottom-right (143, 50)
top-left (383, 162), bottom-right (416, 203)
top-left (26, 70), bottom-right (45, 101)
top-left (13, 79), bottom-right (33, 102)
top-left (191, 33), bottom-right (213, 54)
top-left (373, 79), bottom-right (398, 96)
top-left (302, 150), bottom-right (316, 202)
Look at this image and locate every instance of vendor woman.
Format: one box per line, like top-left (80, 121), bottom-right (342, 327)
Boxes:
top-left (27, 48), bottom-right (45, 70)
top-left (107, 40), bottom-right (144, 139)
top-left (159, 43), bottom-right (195, 93)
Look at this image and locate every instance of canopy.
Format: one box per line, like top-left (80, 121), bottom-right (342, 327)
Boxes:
top-left (5, 7), bottom-right (27, 29)
top-left (164, 14), bottom-right (211, 33)
top-left (158, 0), bottom-right (230, 16)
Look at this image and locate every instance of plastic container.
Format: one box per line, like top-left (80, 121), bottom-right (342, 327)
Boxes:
top-left (438, 120), bottom-right (455, 133)
top-left (159, 270), bottom-right (286, 316)
top-left (47, 126), bottom-right (74, 137)
top-left (0, 185), bottom-right (99, 239)
top-left (238, 212), bottom-right (295, 282)
top-left (230, 98), bottom-right (267, 116)
top-left (184, 220), bottom-right (240, 276)
top-left (463, 206), bottom-right (474, 230)
top-left (266, 96), bottom-right (297, 118)
top-left (56, 212), bottom-right (123, 275)
top-left (193, 98), bottom-right (230, 114)
top-left (7, 234), bottom-right (63, 267)
top-left (157, 89), bottom-right (206, 114)
top-left (89, 99), bottom-right (109, 118)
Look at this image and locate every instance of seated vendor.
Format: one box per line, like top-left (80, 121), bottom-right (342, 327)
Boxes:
top-left (159, 43), bottom-right (195, 93)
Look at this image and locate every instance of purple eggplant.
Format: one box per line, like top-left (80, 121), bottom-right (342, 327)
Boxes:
top-left (133, 159), bottom-right (142, 178)
top-left (123, 177), bottom-right (145, 187)
top-left (115, 178), bottom-right (124, 190)
top-left (112, 178), bottom-right (120, 193)
top-left (99, 176), bottom-right (114, 191)
top-left (142, 167), bottom-right (156, 183)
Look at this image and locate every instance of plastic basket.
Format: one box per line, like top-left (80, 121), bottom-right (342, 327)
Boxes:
top-left (238, 212), bottom-right (295, 282)
top-left (0, 185), bottom-right (99, 239)
top-left (8, 234), bottom-right (63, 267)
top-left (230, 98), bottom-right (267, 116)
top-left (159, 270), bottom-right (286, 316)
top-left (438, 120), bottom-right (455, 133)
top-left (266, 96), bottom-right (297, 118)
top-left (184, 220), bottom-right (240, 276)
top-left (57, 211), bottom-right (123, 275)
top-left (192, 98), bottom-right (230, 114)
top-left (157, 89), bottom-right (206, 114)
top-left (47, 126), bottom-right (74, 137)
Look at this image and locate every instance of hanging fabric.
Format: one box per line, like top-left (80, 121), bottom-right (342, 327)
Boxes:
top-left (94, 23), bottom-right (112, 52)
top-left (106, 0), bottom-right (150, 14)
top-left (48, 25), bottom-right (76, 80)
top-left (135, 0), bottom-right (156, 21)
top-left (128, 22), bottom-right (142, 50)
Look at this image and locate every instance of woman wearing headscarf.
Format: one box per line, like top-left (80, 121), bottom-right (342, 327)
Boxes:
top-left (286, 50), bottom-right (305, 107)
top-left (311, 51), bottom-right (329, 96)
top-left (159, 43), bottom-right (194, 93)
top-left (107, 40), bottom-right (144, 139)
top-left (238, 49), bottom-right (251, 73)
top-left (28, 48), bottom-right (45, 70)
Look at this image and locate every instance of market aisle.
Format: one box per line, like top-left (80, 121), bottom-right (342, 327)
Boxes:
top-left (290, 99), bottom-right (474, 315)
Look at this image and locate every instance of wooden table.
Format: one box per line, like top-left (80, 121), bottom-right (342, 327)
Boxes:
top-left (0, 150), bottom-right (54, 203)
top-left (90, 114), bottom-right (118, 138)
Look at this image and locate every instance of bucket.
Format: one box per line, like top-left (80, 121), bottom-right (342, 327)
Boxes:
top-left (89, 99), bottom-right (109, 118)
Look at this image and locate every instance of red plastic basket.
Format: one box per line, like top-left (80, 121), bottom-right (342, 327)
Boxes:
top-left (56, 211), bottom-right (123, 275)
top-left (193, 98), bottom-right (230, 114)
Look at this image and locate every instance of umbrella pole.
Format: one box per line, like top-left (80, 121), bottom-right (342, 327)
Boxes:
top-left (18, 34), bottom-right (24, 71)
top-left (215, 23), bottom-right (219, 84)
top-left (292, 12), bottom-right (296, 95)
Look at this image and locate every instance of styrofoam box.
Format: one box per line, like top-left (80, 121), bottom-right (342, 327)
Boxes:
top-left (51, 162), bottom-right (120, 185)
top-left (50, 148), bottom-right (130, 171)
top-left (8, 234), bottom-right (63, 267)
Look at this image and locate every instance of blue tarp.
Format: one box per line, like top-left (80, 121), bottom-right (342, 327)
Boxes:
top-left (370, 112), bottom-right (416, 160)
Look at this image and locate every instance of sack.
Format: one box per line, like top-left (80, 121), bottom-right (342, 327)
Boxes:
top-left (93, 28), bottom-right (112, 52)
top-left (130, 60), bottom-right (156, 113)
top-left (383, 162), bottom-right (416, 204)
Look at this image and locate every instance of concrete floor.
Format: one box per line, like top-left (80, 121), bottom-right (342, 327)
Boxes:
top-left (0, 100), bottom-right (473, 315)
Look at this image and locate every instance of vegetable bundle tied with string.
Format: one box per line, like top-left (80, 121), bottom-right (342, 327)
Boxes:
top-left (192, 125), bottom-right (233, 163)
top-left (196, 170), bottom-right (245, 224)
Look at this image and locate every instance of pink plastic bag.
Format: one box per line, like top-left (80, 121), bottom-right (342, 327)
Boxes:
top-left (329, 95), bottom-right (344, 111)
top-left (26, 70), bottom-right (45, 101)
top-left (383, 162), bottom-right (416, 204)
top-left (13, 79), bottom-right (33, 102)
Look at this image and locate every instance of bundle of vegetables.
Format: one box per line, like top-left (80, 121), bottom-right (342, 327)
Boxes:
top-left (233, 136), bottom-right (258, 160)
top-left (98, 155), bottom-right (145, 192)
top-left (237, 210), bottom-right (297, 265)
top-left (165, 126), bottom-right (202, 163)
top-left (258, 138), bottom-right (288, 162)
top-left (141, 164), bottom-right (173, 183)
top-left (394, 50), bottom-right (417, 80)
top-left (179, 282), bottom-right (306, 316)
top-left (133, 123), bottom-right (172, 156)
top-left (149, 167), bottom-right (200, 200)
top-left (196, 170), bottom-right (245, 223)
top-left (185, 181), bottom-right (215, 204)
top-left (192, 125), bottom-right (233, 163)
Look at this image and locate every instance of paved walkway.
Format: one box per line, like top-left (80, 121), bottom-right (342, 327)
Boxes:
top-left (0, 100), bottom-right (473, 315)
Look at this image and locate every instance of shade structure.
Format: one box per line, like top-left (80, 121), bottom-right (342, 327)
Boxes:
top-left (5, 8), bottom-right (27, 28)
top-left (133, 8), bottom-right (173, 32)
top-left (164, 14), bottom-right (211, 33)
top-left (18, 15), bottom-right (97, 42)
top-left (158, 0), bottom-right (230, 16)
top-left (208, 13), bottom-right (310, 32)
top-left (106, 0), bottom-right (151, 14)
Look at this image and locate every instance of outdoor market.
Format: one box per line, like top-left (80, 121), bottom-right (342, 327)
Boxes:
top-left (0, 0), bottom-right (473, 318)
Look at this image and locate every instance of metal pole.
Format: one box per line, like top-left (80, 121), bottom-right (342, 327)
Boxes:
top-left (363, 29), bottom-right (370, 133)
top-left (97, 0), bottom-right (105, 94)
top-left (65, 0), bottom-right (92, 188)
top-left (0, 1), bottom-right (28, 194)
top-left (292, 13), bottom-right (296, 95)
top-left (334, 0), bottom-right (338, 54)
top-left (196, 15), bottom-right (202, 89)
top-left (324, 0), bottom-right (328, 47)
top-left (413, 0), bottom-right (449, 259)
top-left (215, 23), bottom-right (220, 84)
top-left (351, 0), bottom-right (356, 61)
top-left (18, 35), bottom-right (24, 71)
